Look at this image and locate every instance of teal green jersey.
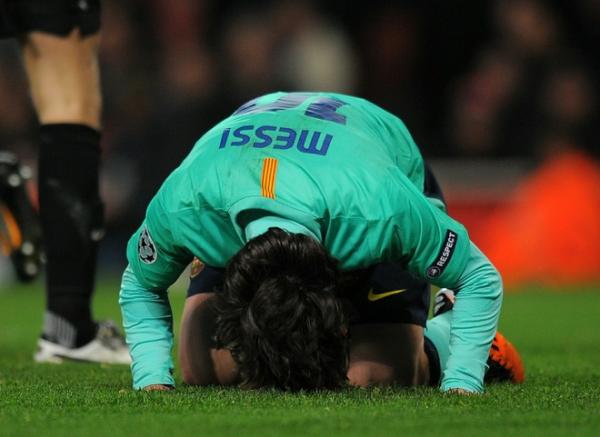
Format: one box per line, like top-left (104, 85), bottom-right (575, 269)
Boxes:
top-left (126, 92), bottom-right (464, 286)
top-left (120, 92), bottom-right (502, 393)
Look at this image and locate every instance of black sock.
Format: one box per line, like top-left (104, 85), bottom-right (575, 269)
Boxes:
top-left (424, 336), bottom-right (441, 386)
top-left (39, 123), bottom-right (104, 347)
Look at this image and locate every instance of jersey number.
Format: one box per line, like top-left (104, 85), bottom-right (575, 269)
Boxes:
top-left (233, 93), bottom-right (347, 125)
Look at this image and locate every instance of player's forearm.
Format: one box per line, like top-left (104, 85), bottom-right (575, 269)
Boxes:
top-left (119, 265), bottom-right (175, 390)
top-left (441, 243), bottom-right (502, 393)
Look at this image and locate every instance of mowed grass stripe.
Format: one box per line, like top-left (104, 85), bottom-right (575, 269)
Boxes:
top-left (1, 282), bottom-right (599, 436)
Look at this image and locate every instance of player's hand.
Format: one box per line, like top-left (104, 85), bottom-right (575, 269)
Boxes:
top-left (143, 384), bottom-right (174, 391)
top-left (445, 388), bottom-right (476, 395)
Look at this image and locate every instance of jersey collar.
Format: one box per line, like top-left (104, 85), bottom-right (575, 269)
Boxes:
top-left (245, 216), bottom-right (321, 242)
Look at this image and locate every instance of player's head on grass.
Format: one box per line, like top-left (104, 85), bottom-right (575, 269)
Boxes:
top-left (214, 227), bottom-right (348, 391)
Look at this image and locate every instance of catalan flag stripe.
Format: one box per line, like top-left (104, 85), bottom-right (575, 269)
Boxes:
top-left (261, 158), bottom-right (278, 199)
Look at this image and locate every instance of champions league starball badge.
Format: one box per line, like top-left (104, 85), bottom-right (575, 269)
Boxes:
top-left (138, 226), bottom-right (157, 264)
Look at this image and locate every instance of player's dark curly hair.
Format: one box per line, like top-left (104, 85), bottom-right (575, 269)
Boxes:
top-left (214, 227), bottom-right (348, 391)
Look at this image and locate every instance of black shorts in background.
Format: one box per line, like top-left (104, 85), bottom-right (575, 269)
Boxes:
top-left (0, 0), bottom-right (101, 38)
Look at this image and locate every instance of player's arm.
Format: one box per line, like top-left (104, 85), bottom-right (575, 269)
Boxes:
top-left (119, 201), bottom-right (192, 390)
top-left (120, 263), bottom-right (175, 390)
top-left (436, 241), bottom-right (502, 393)
top-left (392, 179), bottom-right (502, 393)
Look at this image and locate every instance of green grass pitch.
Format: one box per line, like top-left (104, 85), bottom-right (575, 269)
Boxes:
top-left (1, 280), bottom-right (599, 436)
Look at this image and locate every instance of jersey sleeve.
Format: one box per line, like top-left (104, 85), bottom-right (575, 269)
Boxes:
top-left (126, 196), bottom-right (192, 291)
top-left (389, 178), bottom-right (502, 392)
top-left (440, 242), bottom-right (502, 393)
top-left (120, 197), bottom-right (193, 389)
top-left (390, 180), bottom-right (471, 288)
top-left (119, 265), bottom-right (175, 389)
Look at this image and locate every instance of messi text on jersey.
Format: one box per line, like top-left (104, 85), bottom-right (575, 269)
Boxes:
top-left (219, 125), bottom-right (333, 156)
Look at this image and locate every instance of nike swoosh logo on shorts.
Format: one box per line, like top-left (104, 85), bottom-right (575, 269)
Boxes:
top-left (367, 288), bottom-right (408, 302)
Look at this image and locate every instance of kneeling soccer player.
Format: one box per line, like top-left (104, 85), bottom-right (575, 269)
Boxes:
top-left (119, 92), bottom-right (524, 393)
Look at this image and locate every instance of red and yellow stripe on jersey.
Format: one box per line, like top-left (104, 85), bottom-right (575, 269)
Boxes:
top-left (261, 158), bottom-right (278, 199)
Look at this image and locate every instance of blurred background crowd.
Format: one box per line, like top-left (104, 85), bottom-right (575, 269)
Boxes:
top-left (0, 0), bottom-right (598, 286)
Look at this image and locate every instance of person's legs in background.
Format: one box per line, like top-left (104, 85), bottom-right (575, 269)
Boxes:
top-left (6, 0), bottom-right (128, 363)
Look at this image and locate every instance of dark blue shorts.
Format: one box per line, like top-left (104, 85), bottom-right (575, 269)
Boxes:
top-left (187, 262), bottom-right (431, 327)
top-left (0, 0), bottom-right (101, 38)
